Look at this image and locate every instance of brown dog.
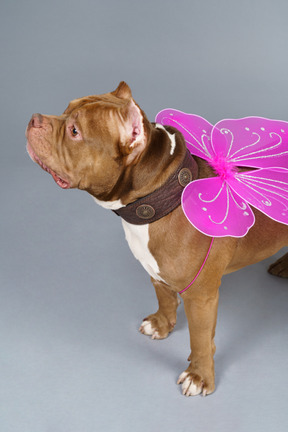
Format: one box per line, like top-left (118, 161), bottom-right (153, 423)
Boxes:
top-left (26, 82), bottom-right (288, 396)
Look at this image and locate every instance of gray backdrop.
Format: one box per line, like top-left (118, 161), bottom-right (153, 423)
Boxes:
top-left (1, 0), bottom-right (288, 431)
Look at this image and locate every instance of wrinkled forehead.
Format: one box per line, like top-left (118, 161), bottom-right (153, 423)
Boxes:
top-left (64, 93), bottom-right (127, 116)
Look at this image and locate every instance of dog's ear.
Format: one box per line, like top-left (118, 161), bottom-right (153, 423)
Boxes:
top-left (118, 99), bottom-right (147, 165)
top-left (112, 81), bottom-right (132, 100)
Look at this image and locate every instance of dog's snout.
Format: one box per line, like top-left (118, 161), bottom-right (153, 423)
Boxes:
top-left (29, 113), bottom-right (43, 129)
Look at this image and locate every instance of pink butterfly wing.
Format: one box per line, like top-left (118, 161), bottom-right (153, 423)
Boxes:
top-left (212, 117), bottom-right (288, 168)
top-left (228, 168), bottom-right (288, 225)
top-left (155, 109), bottom-right (214, 160)
top-left (182, 177), bottom-right (255, 237)
top-left (155, 109), bottom-right (288, 235)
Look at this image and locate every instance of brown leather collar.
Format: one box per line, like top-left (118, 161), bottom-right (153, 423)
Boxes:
top-left (113, 149), bottom-right (198, 225)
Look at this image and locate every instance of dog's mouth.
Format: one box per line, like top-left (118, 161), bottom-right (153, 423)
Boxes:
top-left (26, 142), bottom-right (71, 189)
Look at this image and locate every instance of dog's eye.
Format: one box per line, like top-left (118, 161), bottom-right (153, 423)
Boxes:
top-left (71, 127), bottom-right (78, 137)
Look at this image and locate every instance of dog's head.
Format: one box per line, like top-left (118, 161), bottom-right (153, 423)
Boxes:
top-left (26, 82), bottom-right (151, 198)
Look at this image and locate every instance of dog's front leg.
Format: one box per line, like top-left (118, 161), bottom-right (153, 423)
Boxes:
top-left (139, 280), bottom-right (180, 339)
top-left (177, 278), bottom-right (220, 397)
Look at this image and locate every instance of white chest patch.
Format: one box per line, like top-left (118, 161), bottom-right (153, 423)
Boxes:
top-left (121, 220), bottom-right (166, 283)
top-left (92, 196), bottom-right (125, 210)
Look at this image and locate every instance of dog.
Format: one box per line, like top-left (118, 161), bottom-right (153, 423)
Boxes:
top-left (26, 82), bottom-right (288, 396)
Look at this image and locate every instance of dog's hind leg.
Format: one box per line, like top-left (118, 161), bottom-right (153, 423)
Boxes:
top-left (268, 252), bottom-right (288, 278)
top-left (139, 280), bottom-right (180, 339)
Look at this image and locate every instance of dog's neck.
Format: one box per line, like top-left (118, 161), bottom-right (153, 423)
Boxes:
top-left (89, 124), bottom-right (188, 205)
top-left (113, 148), bottom-right (198, 224)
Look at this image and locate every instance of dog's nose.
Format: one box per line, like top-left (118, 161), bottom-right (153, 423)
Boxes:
top-left (29, 113), bottom-right (43, 129)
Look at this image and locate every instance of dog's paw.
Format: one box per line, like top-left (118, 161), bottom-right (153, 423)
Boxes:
top-left (177, 371), bottom-right (214, 397)
top-left (139, 312), bottom-right (176, 340)
top-left (139, 319), bottom-right (161, 339)
top-left (268, 253), bottom-right (288, 278)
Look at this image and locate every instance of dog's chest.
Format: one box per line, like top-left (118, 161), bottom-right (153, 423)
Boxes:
top-left (121, 220), bottom-right (165, 282)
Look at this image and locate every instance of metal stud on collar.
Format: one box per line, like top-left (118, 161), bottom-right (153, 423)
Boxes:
top-left (178, 168), bottom-right (192, 187)
top-left (136, 204), bottom-right (156, 220)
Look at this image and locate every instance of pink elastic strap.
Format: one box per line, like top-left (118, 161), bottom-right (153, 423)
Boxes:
top-left (179, 237), bottom-right (214, 295)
